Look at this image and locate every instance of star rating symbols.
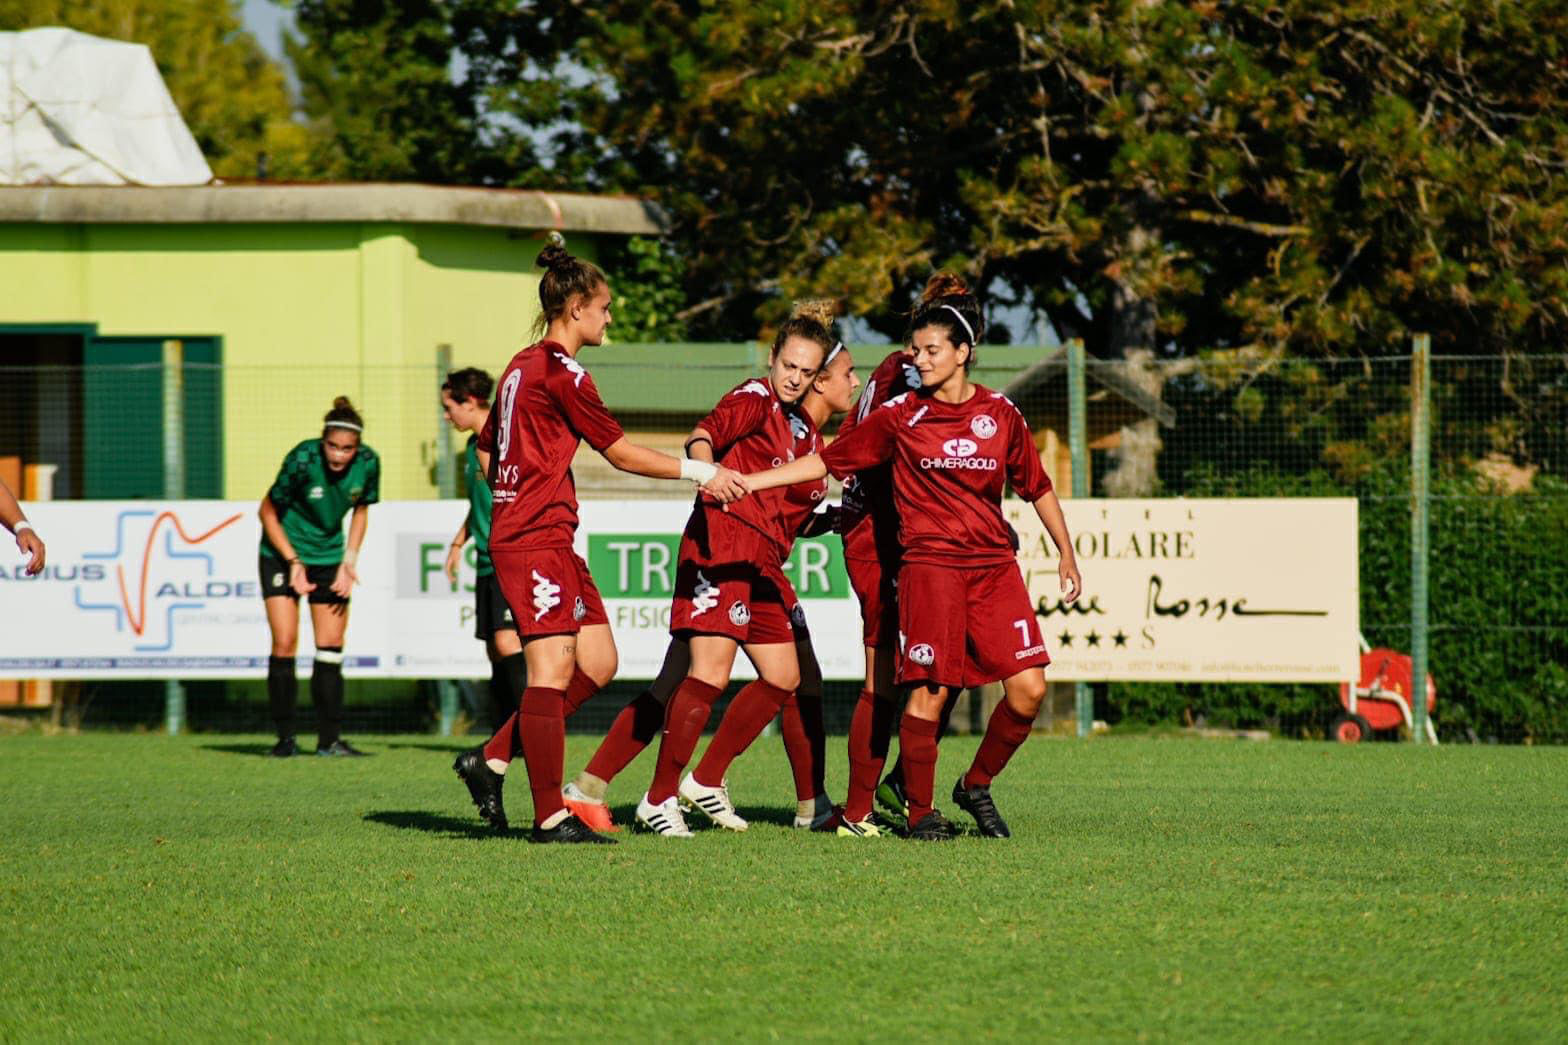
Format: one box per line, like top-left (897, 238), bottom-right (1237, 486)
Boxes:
top-left (1055, 628), bottom-right (1132, 652)
top-left (1113, 630), bottom-right (1128, 648)
top-left (1058, 630), bottom-right (1074, 647)
top-left (1085, 630), bottom-right (1102, 647)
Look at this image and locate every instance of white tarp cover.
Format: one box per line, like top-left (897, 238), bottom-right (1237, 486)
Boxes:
top-left (0, 27), bottom-right (212, 186)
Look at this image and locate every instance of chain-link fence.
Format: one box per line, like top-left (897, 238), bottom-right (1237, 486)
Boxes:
top-left (3, 350), bottom-right (1564, 741)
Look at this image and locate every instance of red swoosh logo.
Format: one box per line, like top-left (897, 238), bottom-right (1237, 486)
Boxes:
top-left (116, 511), bottom-right (244, 636)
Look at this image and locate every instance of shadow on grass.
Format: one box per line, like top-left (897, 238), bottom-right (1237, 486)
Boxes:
top-left (199, 742), bottom-right (277, 758)
top-left (381, 742), bottom-right (475, 754)
top-left (363, 809), bottom-right (510, 840)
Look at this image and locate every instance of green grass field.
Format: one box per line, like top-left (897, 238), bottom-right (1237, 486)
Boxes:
top-left (2, 732), bottom-right (1565, 1041)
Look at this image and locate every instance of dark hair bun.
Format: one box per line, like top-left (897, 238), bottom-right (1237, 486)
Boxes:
top-left (920, 272), bottom-right (970, 304)
top-left (537, 242), bottom-right (572, 273)
top-left (332, 396), bottom-right (354, 412)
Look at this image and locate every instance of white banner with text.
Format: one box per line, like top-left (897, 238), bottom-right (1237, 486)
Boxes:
top-left (0, 498), bottom-right (1357, 682)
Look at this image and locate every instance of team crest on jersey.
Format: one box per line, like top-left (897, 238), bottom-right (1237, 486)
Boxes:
top-left (909, 643), bottom-right (935, 667)
top-left (573, 596), bottom-right (586, 621)
top-left (971, 414), bottom-right (998, 440)
top-left (308, 486), bottom-right (324, 500)
top-left (728, 600), bottom-right (751, 627)
top-left (790, 603), bottom-right (807, 629)
top-left (553, 351), bottom-right (589, 387)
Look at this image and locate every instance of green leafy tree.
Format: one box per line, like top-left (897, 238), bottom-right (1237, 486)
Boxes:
top-left (0, 0), bottom-right (318, 179)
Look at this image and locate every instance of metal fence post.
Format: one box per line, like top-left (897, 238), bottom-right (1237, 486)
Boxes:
top-left (435, 345), bottom-right (460, 737)
top-left (1067, 338), bottom-right (1092, 738)
top-left (162, 339), bottom-right (186, 736)
top-left (1410, 335), bottom-right (1431, 744)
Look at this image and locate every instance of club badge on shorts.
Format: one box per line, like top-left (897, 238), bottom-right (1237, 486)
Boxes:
top-left (729, 601), bottom-right (751, 627)
top-left (790, 603), bottom-right (807, 629)
top-left (573, 596), bottom-right (586, 621)
top-left (909, 643), bottom-right (935, 667)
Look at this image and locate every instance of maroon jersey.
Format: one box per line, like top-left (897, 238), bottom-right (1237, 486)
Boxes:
top-left (821, 384), bottom-right (1052, 568)
top-left (477, 340), bottom-right (625, 551)
top-left (682, 378), bottom-right (801, 565)
top-left (780, 407), bottom-right (827, 540)
top-left (838, 350), bottom-right (921, 562)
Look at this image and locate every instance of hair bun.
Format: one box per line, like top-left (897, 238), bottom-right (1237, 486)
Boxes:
top-left (536, 242), bottom-right (572, 273)
top-left (332, 396), bottom-right (354, 411)
top-left (920, 272), bottom-right (970, 305)
top-left (788, 298), bottom-right (838, 329)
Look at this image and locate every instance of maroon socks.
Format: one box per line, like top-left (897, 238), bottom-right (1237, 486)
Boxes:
top-left (844, 688), bottom-right (894, 822)
top-left (778, 691), bottom-right (827, 802)
top-left (517, 686), bottom-right (566, 826)
top-left (692, 680), bottom-right (793, 788)
top-left (647, 678), bottom-right (724, 803)
top-left (584, 689), bottom-right (665, 784)
top-left (964, 699), bottom-right (1035, 790)
top-left (898, 713), bottom-right (941, 826)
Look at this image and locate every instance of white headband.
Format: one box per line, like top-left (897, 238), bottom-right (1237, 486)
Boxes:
top-left (325, 420), bottom-right (363, 432)
top-left (825, 341), bottom-right (845, 366)
top-left (941, 304), bottom-right (976, 346)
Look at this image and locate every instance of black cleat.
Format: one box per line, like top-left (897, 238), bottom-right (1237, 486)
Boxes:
top-left (952, 778), bottom-right (1011, 838)
top-left (316, 739), bottom-right (366, 757)
top-left (269, 736), bottom-right (297, 758)
top-left (453, 748), bottom-right (508, 830)
top-left (905, 810), bottom-right (957, 841)
top-left (531, 814), bottom-right (616, 845)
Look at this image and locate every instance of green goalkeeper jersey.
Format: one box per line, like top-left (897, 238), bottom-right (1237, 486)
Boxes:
top-left (464, 434), bottom-right (494, 577)
top-left (261, 439), bottom-right (381, 565)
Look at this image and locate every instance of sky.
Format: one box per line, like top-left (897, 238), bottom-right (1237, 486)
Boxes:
top-left (241, 0), bottom-right (293, 67)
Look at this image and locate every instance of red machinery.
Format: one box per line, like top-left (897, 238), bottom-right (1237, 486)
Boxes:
top-left (1334, 638), bottom-right (1438, 744)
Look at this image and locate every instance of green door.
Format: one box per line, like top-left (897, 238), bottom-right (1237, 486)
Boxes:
top-left (83, 336), bottom-right (222, 498)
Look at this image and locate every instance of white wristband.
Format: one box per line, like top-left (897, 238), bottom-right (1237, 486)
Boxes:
top-left (343, 548), bottom-right (359, 566)
top-left (13, 520), bottom-right (32, 535)
top-left (679, 458), bottom-right (718, 485)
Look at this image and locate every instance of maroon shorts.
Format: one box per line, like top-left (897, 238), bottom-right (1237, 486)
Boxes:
top-left (845, 554), bottom-right (899, 648)
top-left (670, 559), bottom-right (802, 645)
top-left (490, 547), bottom-right (608, 638)
top-left (896, 560), bottom-right (1050, 688)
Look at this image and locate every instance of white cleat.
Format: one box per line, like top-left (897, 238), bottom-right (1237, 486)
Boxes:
top-left (635, 793), bottom-right (693, 837)
top-left (794, 793), bottom-right (836, 830)
top-left (679, 773), bottom-right (748, 832)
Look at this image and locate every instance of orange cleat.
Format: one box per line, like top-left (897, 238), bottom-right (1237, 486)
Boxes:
top-left (562, 782), bottom-right (619, 832)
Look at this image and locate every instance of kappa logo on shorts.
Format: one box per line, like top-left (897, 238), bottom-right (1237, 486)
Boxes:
top-left (573, 596), bottom-right (586, 621)
top-left (692, 570), bottom-right (719, 615)
top-left (502, 606), bottom-right (514, 625)
top-left (530, 570), bottom-right (562, 621)
top-left (909, 643), bottom-right (935, 667)
top-left (728, 601), bottom-right (751, 627)
top-left (941, 437), bottom-right (978, 458)
top-left (790, 603), bottom-right (806, 629)
top-left (971, 414), bottom-right (998, 439)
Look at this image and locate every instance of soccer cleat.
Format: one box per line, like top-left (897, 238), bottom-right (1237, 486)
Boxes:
top-left (875, 775), bottom-right (910, 825)
top-left (836, 815), bottom-right (883, 838)
top-left (530, 814), bottom-right (616, 845)
top-left (905, 810), bottom-right (957, 841)
top-left (679, 773), bottom-right (748, 831)
top-left (268, 736), bottom-right (297, 758)
top-left (952, 777), bottom-right (1011, 838)
top-left (635, 793), bottom-right (694, 837)
top-left (316, 739), bottom-right (366, 757)
top-left (562, 781), bottom-right (618, 833)
top-left (793, 793), bottom-right (837, 830)
top-left (452, 748), bottom-right (508, 830)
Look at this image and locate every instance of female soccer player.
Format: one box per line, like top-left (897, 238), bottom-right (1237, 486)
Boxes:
top-left (632, 302), bottom-right (835, 837)
top-left (453, 236), bottom-right (745, 844)
top-left (258, 397), bottom-right (380, 758)
top-left (440, 367), bottom-right (523, 730)
top-left (744, 280), bottom-right (1082, 840)
top-left (0, 475), bottom-right (45, 576)
top-left (563, 328), bottom-right (859, 833)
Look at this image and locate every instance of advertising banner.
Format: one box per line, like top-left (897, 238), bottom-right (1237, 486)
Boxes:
top-left (1, 498), bottom-right (1357, 683)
